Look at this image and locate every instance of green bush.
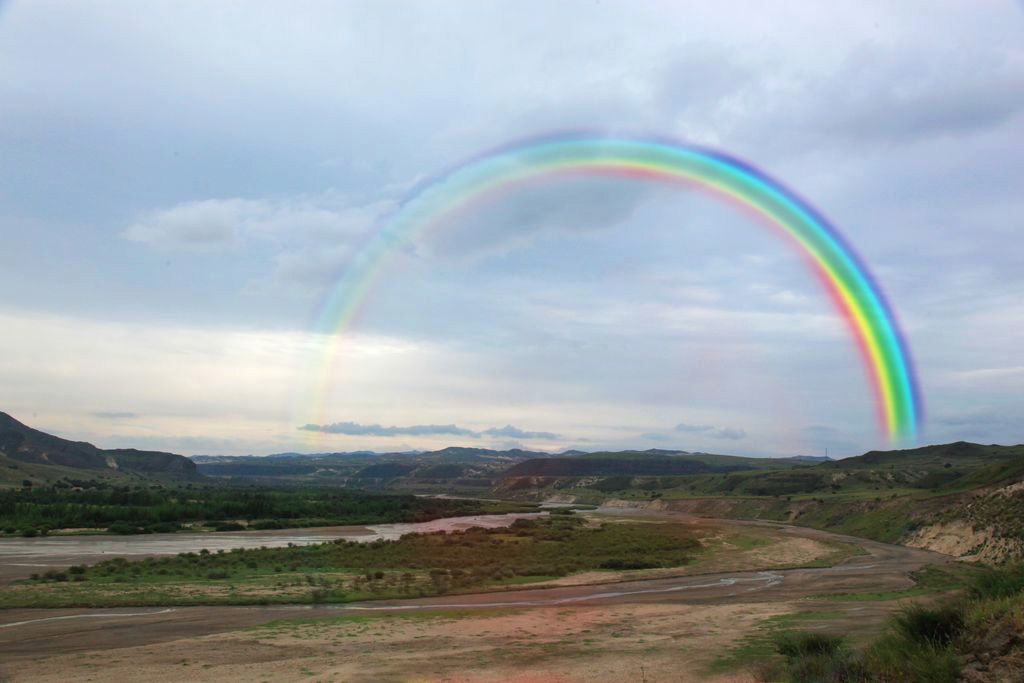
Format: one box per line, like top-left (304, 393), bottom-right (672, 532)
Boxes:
top-left (892, 604), bottom-right (964, 647)
top-left (770, 631), bottom-right (864, 683)
top-left (773, 631), bottom-right (845, 658)
top-left (969, 561), bottom-right (1024, 600)
top-left (865, 637), bottom-right (960, 683)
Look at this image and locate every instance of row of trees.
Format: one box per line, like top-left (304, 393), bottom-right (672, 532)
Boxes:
top-left (0, 484), bottom-right (486, 533)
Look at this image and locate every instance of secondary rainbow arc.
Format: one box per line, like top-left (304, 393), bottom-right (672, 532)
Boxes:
top-left (309, 135), bottom-right (922, 444)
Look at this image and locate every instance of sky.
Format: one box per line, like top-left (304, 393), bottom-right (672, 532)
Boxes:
top-left (1, 1), bottom-right (1022, 458)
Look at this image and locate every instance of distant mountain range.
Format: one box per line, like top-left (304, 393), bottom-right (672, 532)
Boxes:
top-left (0, 410), bottom-right (842, 489)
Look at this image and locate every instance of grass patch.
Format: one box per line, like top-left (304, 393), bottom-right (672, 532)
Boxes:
top-left (749, 561), bottom-right (1024, 682)
top-left (726, 534), bottom-right (774, 551)
top-left (810, 562), bottom-right (981, 602)
top-left (707, 610), bottom-right (844, 674)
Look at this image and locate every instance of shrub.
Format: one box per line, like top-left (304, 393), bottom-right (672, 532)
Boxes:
top-left (767, 631), bottom-right (866, 683)
top-left (892, 604), bottom-right (964, 647)
top-left (865, 637), bottom-right (960, 683)
top-left (969, 562), bottom-right (1024, 600)
top-left (773, 631), bottom-right (845, 659)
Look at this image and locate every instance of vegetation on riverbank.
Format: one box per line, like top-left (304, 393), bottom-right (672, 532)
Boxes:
top-left (2, 515), bottom-right (701, 608)
top-left (0, 484), bottom-right (529, 536)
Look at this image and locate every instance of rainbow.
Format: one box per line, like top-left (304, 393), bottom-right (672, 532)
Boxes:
top-left (308, 134), bottom-right (923, 444)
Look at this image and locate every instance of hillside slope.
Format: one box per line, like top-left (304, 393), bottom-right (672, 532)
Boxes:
top-left (500, 442), bottom-right (1024, 562)
top-left (0, 412), bottom-right (198, 485)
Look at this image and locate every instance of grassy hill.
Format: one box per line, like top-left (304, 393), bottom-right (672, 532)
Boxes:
top-left (496, 442), bottom-right (1024, 561)
top-left (0, 411), bottom-right (198, 486)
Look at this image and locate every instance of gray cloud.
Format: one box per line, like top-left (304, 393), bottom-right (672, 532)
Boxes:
top-left (674, 422), bottom-right (715, 434)
top-left (93, 411), bottom-right (138, 420)
top-left (298, 421), bottom-right (558, 440)
top-left (674, 422), bottom-right (747, 440)
top-left (828, 48), bottom-right (1024, 144)
top-left (298, 422), bottom-right (477, 438)
top-left (416, 177), bottom-right (654, 260)
top-left (481, 424), bottom-right (559, 440)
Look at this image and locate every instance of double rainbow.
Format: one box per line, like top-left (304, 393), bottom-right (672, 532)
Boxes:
top-left (309, 134), bottom-right (922, 444)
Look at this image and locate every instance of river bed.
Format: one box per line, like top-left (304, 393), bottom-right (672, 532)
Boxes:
top-left (0, 512), bottom-right (546, 582)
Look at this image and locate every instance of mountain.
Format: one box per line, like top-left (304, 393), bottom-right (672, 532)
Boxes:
top-left (0, 411), bottom-right (198, 484)
top-left (191, 445), bottom-right (559, 492)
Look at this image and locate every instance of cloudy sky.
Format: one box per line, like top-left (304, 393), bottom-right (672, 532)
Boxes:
top-left (1, 1), bottom-right (1022, 457)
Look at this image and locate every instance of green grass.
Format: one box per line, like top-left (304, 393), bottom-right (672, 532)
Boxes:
top-left (753, 561), bottom-right (1024, 683)
top-left (707, 610), bottom-right (845, 674)
top-left (726, 534), bottom-right (774, 550)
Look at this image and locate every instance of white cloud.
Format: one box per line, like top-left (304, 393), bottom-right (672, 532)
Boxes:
top-left (123, 199), bottom-right (253, 249)
top-left (123, 196), bottom-right (394, 252)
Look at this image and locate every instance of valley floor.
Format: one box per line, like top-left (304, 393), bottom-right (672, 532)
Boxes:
top-left (0, 513), bottom-right (947, 682)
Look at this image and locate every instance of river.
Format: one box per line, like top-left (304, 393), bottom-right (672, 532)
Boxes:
top-left (0, 512), bottom-right (546, 582)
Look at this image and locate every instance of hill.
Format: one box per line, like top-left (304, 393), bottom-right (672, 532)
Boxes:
top-left (0, 411), bottom-right (198, 485)
top-left (192, 445), bottom-right (555, 493)
top-left (500, 441), bottom-right (1024, 562)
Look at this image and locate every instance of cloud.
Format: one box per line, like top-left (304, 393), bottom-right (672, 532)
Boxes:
top-left (123, 199), bottom-right (256, 249)
top-left (819, 46), bottom-right (1024, 144)
top-left (93, 411), bottom-right (138, 419)
top-left (298, 421), bottom-right (558, 440)
top-left (481, 424), bottom-right (559, 440)
top-left (298, 421), bottom-right (477, 438)
top-left (674, 422), bottom-right (747, 440)
top-left (123, 196), bottom-right (393, 252)
top-left (415, 176), bottom-right (654, 260)
top-left (711, 427), bottom-right (747, 441)
top-left (674, 422), bottom-right (714, 434)
top-left (272, 246), bottom-right (355, 288)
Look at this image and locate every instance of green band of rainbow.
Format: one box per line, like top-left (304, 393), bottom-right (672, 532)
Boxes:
top-left (309, 135), bottom-right (922, 444)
